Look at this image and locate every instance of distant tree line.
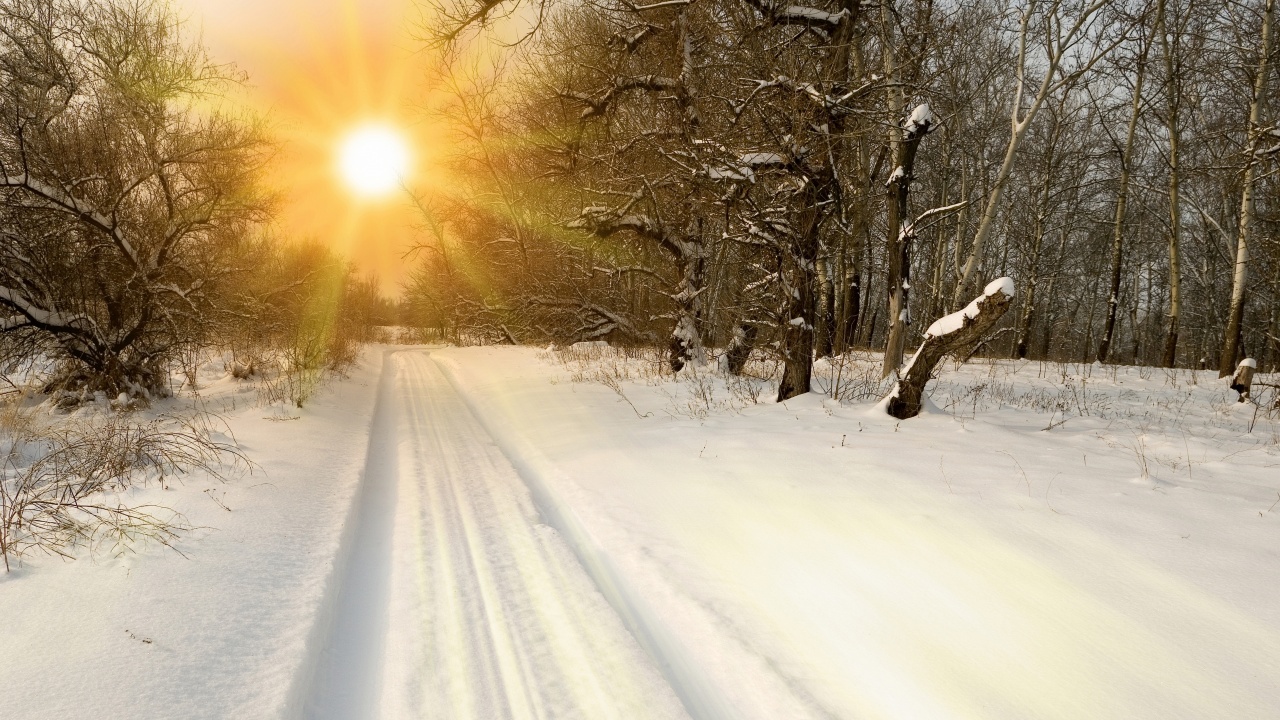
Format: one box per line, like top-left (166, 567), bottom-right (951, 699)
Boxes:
top-left (414, 0), bottom-right (1278, 400)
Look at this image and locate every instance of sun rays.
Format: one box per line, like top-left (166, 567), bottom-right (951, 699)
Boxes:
top-left (182, 0), bottom-right (448, 293)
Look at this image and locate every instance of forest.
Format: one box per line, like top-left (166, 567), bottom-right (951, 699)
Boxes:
top-left (3, 2), bottom-right (1280, 716)
top-left (409, 0), bottom-right (1279, 402)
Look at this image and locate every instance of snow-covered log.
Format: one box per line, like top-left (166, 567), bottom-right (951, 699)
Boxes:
top-left (882, 278), bottom-right (1015, 420)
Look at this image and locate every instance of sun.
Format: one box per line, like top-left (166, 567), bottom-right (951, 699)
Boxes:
top-left (338, 124), bottom-right (411, 197)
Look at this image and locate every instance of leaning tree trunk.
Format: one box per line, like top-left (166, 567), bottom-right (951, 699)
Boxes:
top-left (884, 278), bottom-right (1015, 420)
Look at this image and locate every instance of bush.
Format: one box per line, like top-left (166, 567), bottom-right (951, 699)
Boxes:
top-left (0, 410), bottom-right (248, 572)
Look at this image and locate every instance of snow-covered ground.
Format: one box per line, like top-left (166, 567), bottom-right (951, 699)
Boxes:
top-left (436, 346), bottom-right (1280, 720)
top-left (0, 351), bottom-right (385, 719)
top-left (311, 351), bottom-right (685, 719)
top-left (3, 344), bottom-right (1279, 719)
top-left (0, 348), bottom-right (685, 720)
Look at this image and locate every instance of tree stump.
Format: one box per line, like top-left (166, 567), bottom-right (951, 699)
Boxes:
top-left (1230, 358), bottom-right (1256, 402)
top-left (724, 322), bottom-right (758, 376)
top-left (883, 278), bottom-right (1015, 420)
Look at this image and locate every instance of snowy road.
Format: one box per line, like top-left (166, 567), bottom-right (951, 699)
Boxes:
top-left (303, 350), bottom-right (688, 720)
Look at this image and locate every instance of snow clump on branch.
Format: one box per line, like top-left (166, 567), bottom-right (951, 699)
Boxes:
top-left (903, 103), bottom-right (934, 137)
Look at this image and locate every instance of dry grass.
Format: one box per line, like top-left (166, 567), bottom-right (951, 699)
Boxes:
top-left (544, 343), bottom-right (1280, 455)
top-left (0, 406), bottom-right (249, 572)
top-left (545, 341), bottom-right (781, 419)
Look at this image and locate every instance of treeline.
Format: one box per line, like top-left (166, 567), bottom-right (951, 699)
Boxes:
top-left (0, 0), bottom-right (390, 405)
top-left (413, 0), bottom-right (1278, 399)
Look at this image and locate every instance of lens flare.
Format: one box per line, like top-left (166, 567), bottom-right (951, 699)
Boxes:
top-left (338, 125), bottom-right (410, 197)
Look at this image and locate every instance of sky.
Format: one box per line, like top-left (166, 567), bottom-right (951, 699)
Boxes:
top-left (178, 0), bottom-right (448, 295)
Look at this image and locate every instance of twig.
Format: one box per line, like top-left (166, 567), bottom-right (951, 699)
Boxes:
top-left (997, 450), bottom-right (1032, 497)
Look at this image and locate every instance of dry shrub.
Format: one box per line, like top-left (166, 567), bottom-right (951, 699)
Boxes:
top-left (547, 342), bottom-right (783, 418)
top-left (812, 351), bottom-right (892, 402)
top-left (0, 411), bottom-right (248, 572)
top-left (217, 240), bottom-right (386, 408)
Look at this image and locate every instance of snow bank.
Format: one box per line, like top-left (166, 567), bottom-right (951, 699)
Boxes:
top-left (0, 350), bottom-right (389, 720)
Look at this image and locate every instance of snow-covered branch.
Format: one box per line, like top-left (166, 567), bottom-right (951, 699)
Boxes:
top-left (0, 174), bottom-right (142, 270)
top-left (740, 0), bottom-right (850, 30)
top-left (563, 75), bottom-right (684, 119)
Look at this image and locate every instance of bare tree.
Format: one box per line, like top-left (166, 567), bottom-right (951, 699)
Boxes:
top-left (0, 0), bottom-right (268, 401)
top-left (952, 0), bottom-right (1118, 307)
top-left (422, 0), bottom-right (1280, 394)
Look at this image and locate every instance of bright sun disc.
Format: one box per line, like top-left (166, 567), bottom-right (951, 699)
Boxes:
top-left (338, 125), bottom-right (410, 197)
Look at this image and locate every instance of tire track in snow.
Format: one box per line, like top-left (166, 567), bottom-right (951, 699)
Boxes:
top-left (302, 350), bottom-right (688, 719)
top-left (383, 352), bottom-right (687, 720)
top-left (300, 349), bottom-right (401, 719)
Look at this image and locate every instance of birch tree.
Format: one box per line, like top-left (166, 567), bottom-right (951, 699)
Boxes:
top-left (952, 0), bottom-right (1118, 307)
top-left (1218, 0), bottom-right (1275, 376)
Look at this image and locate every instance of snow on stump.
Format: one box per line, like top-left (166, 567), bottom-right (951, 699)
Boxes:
top-left (1230, 358), bottom-right (1256, 402)
top-left (882, 278), bottom-right (1015, 420)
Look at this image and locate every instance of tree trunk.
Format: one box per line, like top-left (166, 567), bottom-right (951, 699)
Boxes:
top-left (1159, 0), bottom-right (1182, 368)
top-left (1219, 0), bottom-right (1274, 377)
top-left (881, 106), bottom-right (934, 378)
top-left (778, 177), bottom-right (825, 402)
top-left (829, 0), bottom-right (864, 357)
top-left (725, 322), bottom-right (758, 375)
top-left (776, 0), bottom-right (863, 398)
top-left (1098, 24), bottom-right (1150, 362)
top-left (1267, 301), bottom-right (1280, 372)
top-left (815, 258), bottom-right (835, 359)
top-left (884, 279), bottom-right (1015, 420)
top-left (1015, 111), bottom-right (1062, 359)
top-left (839, 273), bottom-right (861, 352)
top-left (880, 0), bottom-right (907, 376)
top-left (669, 238), bottom-right (707, 372)
top-left (1014, 266), bottom-right (1040, 359)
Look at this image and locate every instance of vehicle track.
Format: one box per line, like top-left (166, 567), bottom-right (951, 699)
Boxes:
top-left (303, 351), bottom-right (687, 720)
